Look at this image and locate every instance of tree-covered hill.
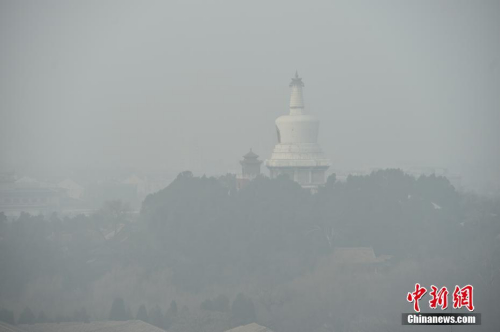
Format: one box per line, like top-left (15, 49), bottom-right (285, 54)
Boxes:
top-left (1, 169), bottom-right (499, 332)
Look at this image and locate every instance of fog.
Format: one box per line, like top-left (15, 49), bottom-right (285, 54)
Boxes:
top-left (1, 0), bottom-right (499, 190)
top-left (1, 1), bottom-right (500, 332)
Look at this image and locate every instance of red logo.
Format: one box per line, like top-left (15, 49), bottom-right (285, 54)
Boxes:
top-left (407, 283), bottom-right (427, 312)
top-left (407, 284), bottom-right (474, 312)
top-left (429, 285), bottom-right (449, 310)
top-left (453, 285), bottom-right (474, 311)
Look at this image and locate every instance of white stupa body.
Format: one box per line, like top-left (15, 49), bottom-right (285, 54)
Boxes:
top-left (266, 73), bottom-right (330, 188)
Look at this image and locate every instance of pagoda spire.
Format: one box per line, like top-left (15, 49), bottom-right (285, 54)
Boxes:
top-left (289, 71), bottom-right (305, 115)
top-left (266, 73), bottom-right (330, 190)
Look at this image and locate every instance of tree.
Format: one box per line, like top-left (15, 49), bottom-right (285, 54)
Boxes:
top-left (201, 295), bottom-right (229, 312)
top-left (149, 305), bottom-right (164, 329)
top-left (136, 304), bottom-right (149, 323)
top-left (37, 311), bottom-right (48, 323)
top-left (0, 212), bottom-right (6, 232)
top-left (99, 200), bottom-right (130, 240)
top-left (109, 298), bottom-right (129, 321)
top-left (325, 173), bottom-right (336, 189)
top-left (200, 299), bottom-right (214, 311)
top-left (168, 300), bottom-right (178, 316)
top-left (73, 308), bottom-right (90, 323)
top-left (213, 294), bottom-right (230, 312)
top-left (18, 307), bottom-right (36, 324)
top-left (231, 293), bottom-right (256, 326)
top-left (0, 308), bottom-right (15, 325)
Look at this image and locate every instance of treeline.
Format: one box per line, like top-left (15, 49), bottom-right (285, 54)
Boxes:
top-left (0, 169), bottom-right (499, 332)
top-left (106, 293), bottom-right (255, 330)
top-left (0, 306), bottom-right (89, 325)
top-left (141, 170), bottom-right (498, 289)
top-left (0, 292), bottom-right (255, 330)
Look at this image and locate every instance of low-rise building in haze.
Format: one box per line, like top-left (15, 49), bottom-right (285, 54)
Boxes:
top-left (0, 172), bottom-right (62, 216)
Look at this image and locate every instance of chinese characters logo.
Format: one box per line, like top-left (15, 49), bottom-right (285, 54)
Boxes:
top-left (407, 283), bottom-right (474, 312)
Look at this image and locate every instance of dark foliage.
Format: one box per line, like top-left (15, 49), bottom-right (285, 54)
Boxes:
top-left (168, 300), bottom-right (178, 316)
top-left (37, 311), bottom-right (48, 323)
top-left (149, 304), bottom-right (165, 329)
top-left (1, 169), bottom-right (499, 332)
top-left (109, 297), bottom-right (129, 321)
top-left (73, 307), bottom-right (90, 323)
top-left (136, 304), bottom-right (149, 323)
top-left (0, 308), bottom-right (15, 325)
top-left (18, 307), bottom-right (36, 325)
top-left (231, 293), bottom-right (256, 326)
top-left (201, 295), bottom-right (230, 312)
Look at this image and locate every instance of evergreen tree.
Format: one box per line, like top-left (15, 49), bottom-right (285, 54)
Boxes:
top-left (213, 294), bottom-right (229, 312)
top-left (109, 298), bottom-right (129, 321)
top-left (18, 307), bottom-right (36, 325)
top-left (149, 305), bottom-right (164, 329)
top-left (82, 308), bottom-right (90, 323)
top-left (168, 300), bottom-right (178, 316)
top-left (73, 308), bottom-right (89, 323)
top-left (136, 304), bottom-right (149, 323)
top-left (37, 311), bottom-right (48, 323)
top-left (231, 293), bottom-right (256, 326)
top-left (200, 299), bottom-right (214, 311)
top-left (201, 295), bottom-right (229, 312)
top-left (0, 308), bottom-right (15, 325)
top-left (163, 300), bottom-right (178, 329)
top-left (0, 212), bottom-right (6, 232)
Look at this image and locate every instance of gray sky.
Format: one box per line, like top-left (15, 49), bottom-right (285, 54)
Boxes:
top-left (1, 0), bottom-right (499, 189)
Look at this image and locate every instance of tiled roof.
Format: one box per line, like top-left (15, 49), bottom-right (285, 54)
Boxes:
top-left (0, 322), bottom-right (26, 332)
top-left (243, 149), bottom-right (259, 159)
top-left (18, 320), bottom-right (165, 332)
top-left (225, 323), bottom-right (274, 332)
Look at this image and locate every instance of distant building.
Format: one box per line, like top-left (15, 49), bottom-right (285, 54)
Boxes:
top-left (266, 73), bottom-right (330, 189)
top-left (58, 178), bottom-right (85, 200)
top-left (328, 247), bottom-right (392, 274)
top-left (240, 149), bottom-right (262, 179)
top-left (122, 174), bottom-right (147, 198)
top-left (0, 172), bottom-right (62, 216)
top-left (237, 149), bottom-right (262, 190)
top-left (331, 247), bottom-right (391, 264)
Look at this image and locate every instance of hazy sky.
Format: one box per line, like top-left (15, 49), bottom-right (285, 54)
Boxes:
top-left (1, 0), bottom-right (499, 188)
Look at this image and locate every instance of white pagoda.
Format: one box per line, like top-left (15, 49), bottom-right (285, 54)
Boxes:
top-left (266, 72), bottom-right (330, 189)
